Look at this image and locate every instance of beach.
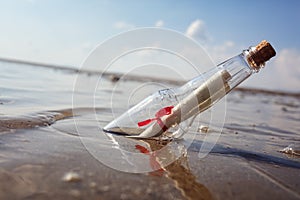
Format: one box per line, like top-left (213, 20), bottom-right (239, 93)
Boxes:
top-left (0, 60), bottom-right (299, 200)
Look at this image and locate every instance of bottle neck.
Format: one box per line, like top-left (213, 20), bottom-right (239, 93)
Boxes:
top-left (179, 41), bottom-right (276, 96)
top-left (243, 46), bottom-right (264, 72)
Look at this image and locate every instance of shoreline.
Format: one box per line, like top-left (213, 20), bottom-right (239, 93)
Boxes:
top-left (0, 57), bottom-right (299, 97)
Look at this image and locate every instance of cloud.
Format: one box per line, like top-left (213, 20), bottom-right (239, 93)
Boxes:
top-left (272, 48), bottom-right (300, 90)
top-left (208, 40), bottom-right (238, 63)
top-left (113, 21), bottom-right (135, 30)
top-left (185, 19), bottom-right (210, 42)
top-left (155, 20), bottom-right (164, 27)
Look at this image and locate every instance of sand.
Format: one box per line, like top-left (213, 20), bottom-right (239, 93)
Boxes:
top-left (0, 61), bottom-right (299, 200)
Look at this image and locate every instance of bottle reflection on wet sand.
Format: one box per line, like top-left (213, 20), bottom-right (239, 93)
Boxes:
top-left (136, 139), bottom-right (214, 200)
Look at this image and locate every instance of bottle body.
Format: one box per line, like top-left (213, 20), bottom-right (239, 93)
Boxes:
top-left (104, 41), bottom-right (275, 139)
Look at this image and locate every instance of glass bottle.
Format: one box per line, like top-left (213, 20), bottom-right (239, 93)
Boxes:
top-left (104, 40), bottom-right (276, 139)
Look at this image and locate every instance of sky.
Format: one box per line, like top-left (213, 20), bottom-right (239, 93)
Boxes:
top-left (0, 0), bottom-right (299, 92)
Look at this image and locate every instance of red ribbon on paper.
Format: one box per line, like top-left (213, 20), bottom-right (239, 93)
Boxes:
top-left (137, 106), bottom-right (174, 132)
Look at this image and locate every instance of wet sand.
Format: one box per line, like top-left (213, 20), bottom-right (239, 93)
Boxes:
top-left (0, 61), bottom-right (299, 199)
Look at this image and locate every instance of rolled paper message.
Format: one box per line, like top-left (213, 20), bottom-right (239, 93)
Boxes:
top-left (135, 70), bottom-right (231, 138)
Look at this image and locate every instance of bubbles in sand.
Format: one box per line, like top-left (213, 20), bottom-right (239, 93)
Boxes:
top-left (62, 171), bottom-right (82, 182)
top-left (279, 144), bottom-right (300, 156)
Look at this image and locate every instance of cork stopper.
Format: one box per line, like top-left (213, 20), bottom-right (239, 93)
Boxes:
top-left (247, 40), bottom-right (276, 70)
